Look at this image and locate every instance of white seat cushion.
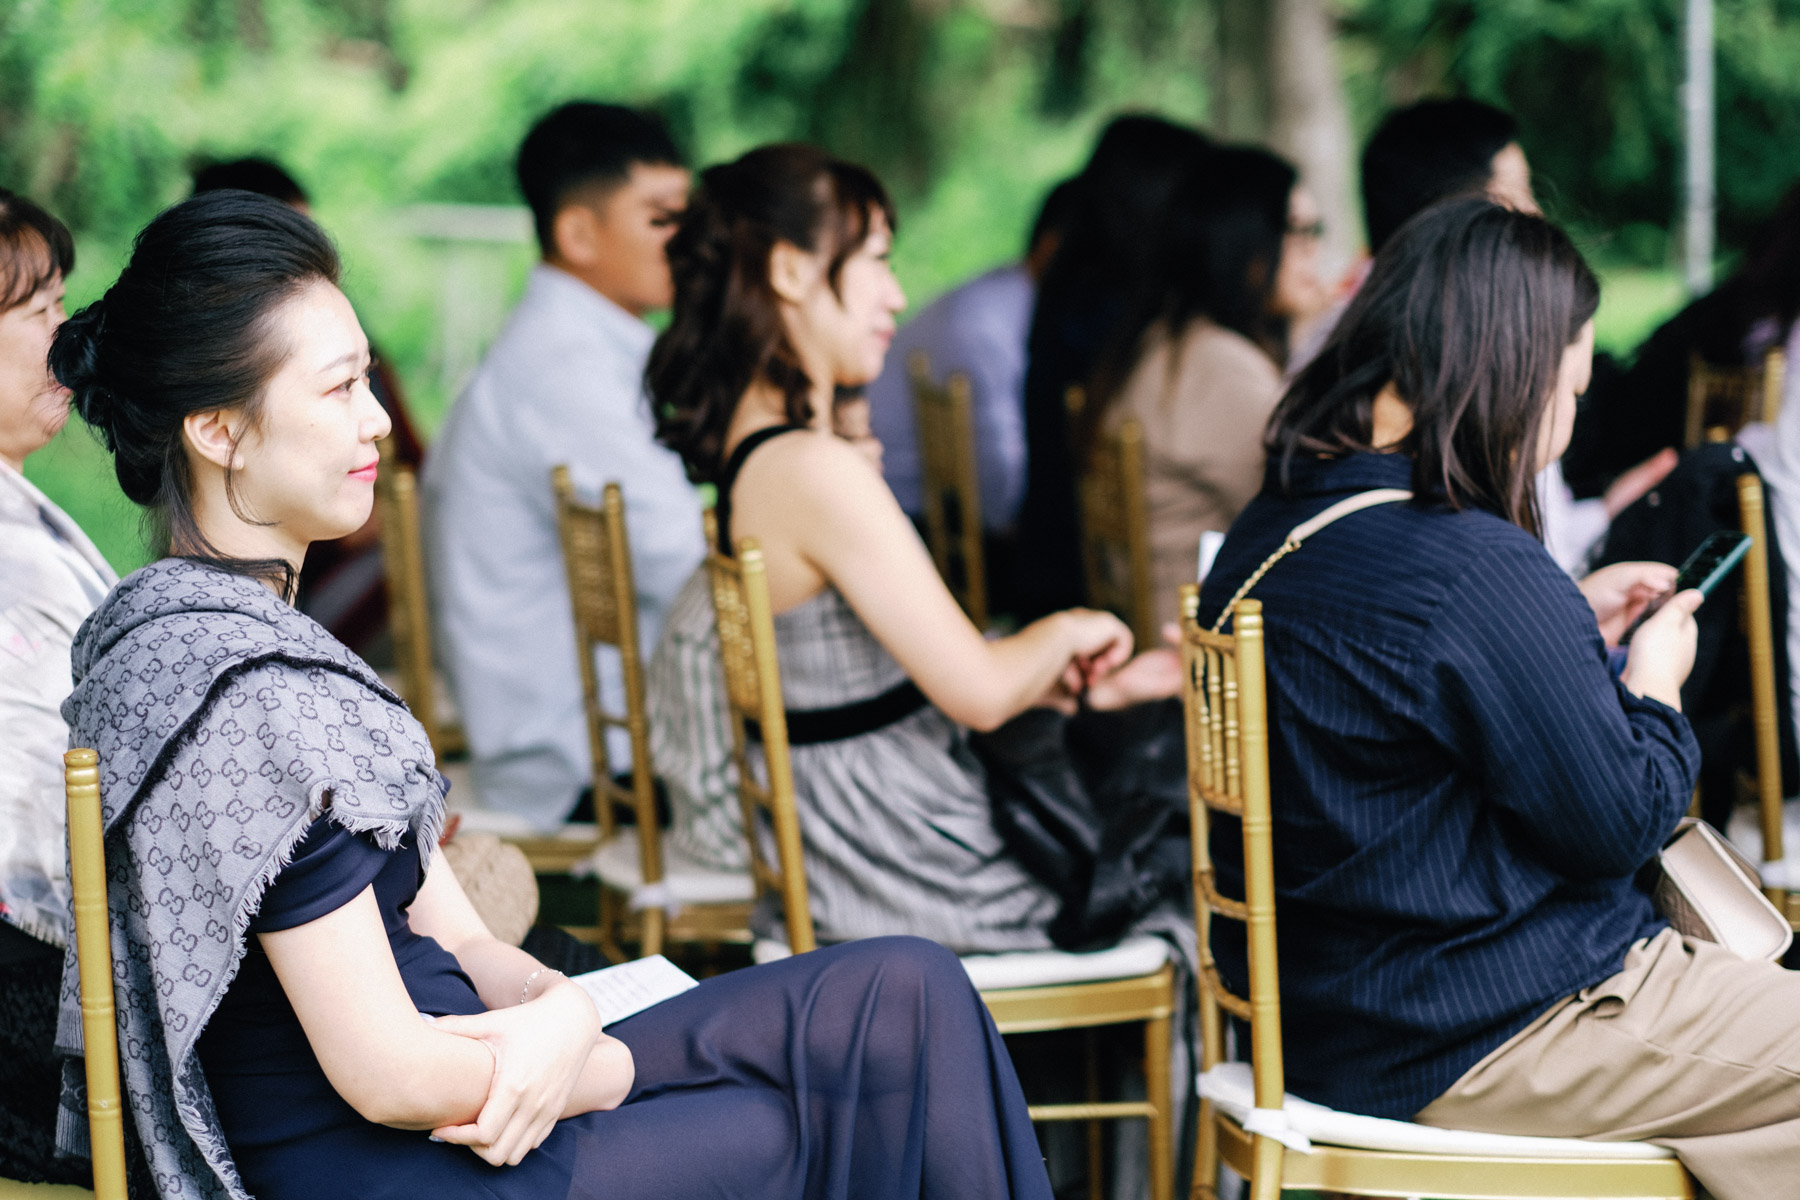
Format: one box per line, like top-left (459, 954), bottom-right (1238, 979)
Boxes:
top-left (1199, 1062), bottom-right (1676, 1160)
top-left (1727, 799), bottom-right (1800, 889)
top-left (581, 830), bottom-right (755, 906)
top-left (754, 935), bottom-right (1169, 990)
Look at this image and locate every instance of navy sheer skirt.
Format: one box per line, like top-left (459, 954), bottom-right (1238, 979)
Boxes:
top-left (228, 936), bottom-right (1052, 1200)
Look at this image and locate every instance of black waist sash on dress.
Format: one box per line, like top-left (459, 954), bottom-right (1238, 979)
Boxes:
top-left (745, 680), bottom-right (929, 746)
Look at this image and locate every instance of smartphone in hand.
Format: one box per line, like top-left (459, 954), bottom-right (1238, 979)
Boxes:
top-left (1619, 530), bottom-right (1753, 644)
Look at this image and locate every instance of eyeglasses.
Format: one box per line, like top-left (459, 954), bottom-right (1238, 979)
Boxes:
top-left (1286, 219), bottom-right (1326, 240)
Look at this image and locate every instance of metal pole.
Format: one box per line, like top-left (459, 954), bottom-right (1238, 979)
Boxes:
top-left (1684, 0), bottom-right (1715, 295)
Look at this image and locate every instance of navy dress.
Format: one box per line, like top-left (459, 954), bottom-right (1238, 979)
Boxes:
top-left (196, 820), bottom-right (1053, 1200)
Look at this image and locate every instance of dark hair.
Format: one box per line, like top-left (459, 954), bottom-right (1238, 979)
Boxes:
top-left (192, 157), bottom-right (310, 207)
top-left (1081, 144), bottom-right (1296, 452)
top-left (1042, 115), bottom-right (1212, 310)
top-left (1025, 177), bottom-right (1078, 259)
top-left (1361, 98), bottom-right (1519, 253)
top-left (516, 102), bottom-right (685, 257)
top-left (650, 144), bottom-right (894, 484)
top-left (0, 188), bottom-right (74, 313)
top-left (1720, 179), bottom-right (1800, 340)
top-left (1269, 197), bottom-right (1599, 537)
top-left (48, 190), bottom-right (341, 595)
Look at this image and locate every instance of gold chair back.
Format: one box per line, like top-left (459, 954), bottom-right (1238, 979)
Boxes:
top-left (1738, 474), bottom-right (1793, 925)
top-left (551, 468), bottom-right (667, 954)
top-left (67, 747), bottom-right (128, 1200)
top-left (703, 517), bottom-right (814, 954)
top-left (1079, 409), bottom-right (1155, 649)
top-left (1685, 349), bottom-right (1786, 447)
top-left (1178, 587), bottom-right (1693, 1199)
top-left (1179, 590), bottom-right (1286, 1191)
top-left (908, 351), bottom-right (988, 628)
top-left (373, 438), bottom-right (463, 758)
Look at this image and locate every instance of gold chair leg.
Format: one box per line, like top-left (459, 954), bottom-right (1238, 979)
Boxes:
top-left (639, 902), bottom-right (665, 958)
top-left (1247, 1133), bottom-right (1283, 1200)
top-left (1085, 1031), bottom-right (1104, 1200)
top-left (596, 886), bottom-right (627, 964)
top-left (1145, 1009), bottom-right (1174, 1200)
top-left (1191, 1101), bottom-right (1219, 1200)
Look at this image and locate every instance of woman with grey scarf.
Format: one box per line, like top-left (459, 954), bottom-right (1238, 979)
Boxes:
top-left (49, 189), bottom-right (1053, 1200)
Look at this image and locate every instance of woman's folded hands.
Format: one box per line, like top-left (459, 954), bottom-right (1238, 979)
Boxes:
top-left (429, 978), bottom-right (630, 1166)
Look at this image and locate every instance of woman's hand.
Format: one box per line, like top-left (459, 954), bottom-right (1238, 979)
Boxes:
top-left (1622, 589), bottom-right (1703, 711)
top-left (1056, 608), bottom-right (1135, 688)
top-left (1578, 561), bottom-right (1678, 646)
top-left (429, 978), bottom-right (602, 1166)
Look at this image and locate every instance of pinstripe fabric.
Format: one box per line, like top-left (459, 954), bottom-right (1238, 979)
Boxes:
top-left (1196, 452), bottom-right (1700, 1120)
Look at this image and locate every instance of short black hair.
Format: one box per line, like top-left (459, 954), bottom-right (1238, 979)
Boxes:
top-left (516, 102), bottom-right (685, 257)
top-left (1026, 177), bottom-right (1078, 257)
top-left (0, 188), bottom-right (74, 312)
top-left (1360, 98), bottom-right (1518, 252)
top-left (191, 157), bottom-right (310, 207)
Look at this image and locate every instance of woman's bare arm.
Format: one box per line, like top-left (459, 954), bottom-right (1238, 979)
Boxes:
top-left (729, 431), bottom-right (1132, 731)
top-left (260, 849), bottom-right (629, 1164)
top-left (258, 886), bottom-right (495, 1130)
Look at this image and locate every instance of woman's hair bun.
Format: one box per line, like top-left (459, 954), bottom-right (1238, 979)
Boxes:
top-left (49, 299), bottom-right (117, 444)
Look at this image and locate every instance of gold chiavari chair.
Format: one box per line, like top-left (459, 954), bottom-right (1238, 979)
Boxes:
top-left (1181, 588), bottom-right (1694, 1200)
top-left (1072, 383), bottom-right (1155, 650)
top-left (707, 529), bottom-right (1176, 1200)
top-left (0, 750), bottom-right (129, 1200)
top-left (1729, 473), bottom-right (1800, 930)
top-left (909, 351), bottom-right (988, 628)
top-left (373, 436), bottom-right (465, 760)
top-left (551, 470), bottom-right (752, 957)
top-left (1685, 349), bottom-right (1786, 447)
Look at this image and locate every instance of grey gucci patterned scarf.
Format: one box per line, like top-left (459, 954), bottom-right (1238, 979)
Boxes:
top-left (53, 558), bottom-right (445, 1200)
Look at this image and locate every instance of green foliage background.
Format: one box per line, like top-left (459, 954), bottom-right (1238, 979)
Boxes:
top-left (5, 0), bottom-right (1800, 570)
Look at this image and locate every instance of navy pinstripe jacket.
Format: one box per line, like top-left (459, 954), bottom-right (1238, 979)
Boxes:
top-left (1198, 452), bottom-right (1699, 1119)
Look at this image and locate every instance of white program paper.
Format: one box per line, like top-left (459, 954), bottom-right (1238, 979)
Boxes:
top-left (570, 954), bottom-right (699, 1027)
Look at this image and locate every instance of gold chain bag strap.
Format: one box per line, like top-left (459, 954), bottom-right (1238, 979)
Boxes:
top-left (1208, 488), bottom-right (1414, 633)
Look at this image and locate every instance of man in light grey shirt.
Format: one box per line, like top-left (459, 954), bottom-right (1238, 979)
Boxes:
top-left (424, 102), bottom-right (702, 827)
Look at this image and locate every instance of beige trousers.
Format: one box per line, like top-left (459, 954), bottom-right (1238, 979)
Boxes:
top-left (1415, 927), bottom-right (1800, 1200)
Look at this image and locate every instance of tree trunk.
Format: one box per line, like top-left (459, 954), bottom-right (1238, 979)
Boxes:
top-left (1265, 0), bottom-right (1360, 279)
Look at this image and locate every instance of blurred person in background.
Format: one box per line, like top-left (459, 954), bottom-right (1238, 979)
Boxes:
top-left (1010, 113), bottom-right (1212, 621)
top-left (1299, 97), bottom-right (1670, 573)
top-left (0, 187), bottom-right (118, 1187)
top-left (1079, 144), bottom-right (1322, 630)
top-left (192, 156), bottom-right (427, 651)
top-left (1571, 180), bottom-right (1800, 494)
top-left (864, 177), bottom-right (1077, 617)
top-left (424, 103), bottom-right (703, 828)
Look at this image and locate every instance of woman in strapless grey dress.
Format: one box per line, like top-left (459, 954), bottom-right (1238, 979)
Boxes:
top-left (650, 144), bottom-right (1189, 956)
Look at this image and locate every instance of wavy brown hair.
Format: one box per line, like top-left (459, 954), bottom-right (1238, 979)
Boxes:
top-left (650, 143), bottom-right (894, 483)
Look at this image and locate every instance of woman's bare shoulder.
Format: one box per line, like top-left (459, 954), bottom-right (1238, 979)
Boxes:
top-left (739, 427), bottom-right (886, 496)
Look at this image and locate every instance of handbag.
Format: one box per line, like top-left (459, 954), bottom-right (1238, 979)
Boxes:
top-left (1653, 817), bottom-right (1792, 961)
top-left (973, 702), bottom-right (1192, 951)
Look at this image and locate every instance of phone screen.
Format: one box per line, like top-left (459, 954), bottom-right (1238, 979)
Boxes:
top-left (1672, 531), bottom-right (1753, 597)
top-left (1620, 531), bottom-right (1753, 644)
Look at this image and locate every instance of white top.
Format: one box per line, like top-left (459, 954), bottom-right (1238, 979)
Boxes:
top-left (423, 265), bottom-right (705, 827)
top-left (0, 461), bottom-right (116, 946)
top-left (865, 265), bottom-right (1034, 530)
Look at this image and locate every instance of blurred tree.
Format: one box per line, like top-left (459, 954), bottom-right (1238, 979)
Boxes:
top-left (1338, 0), bottom-right (1800, 265)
